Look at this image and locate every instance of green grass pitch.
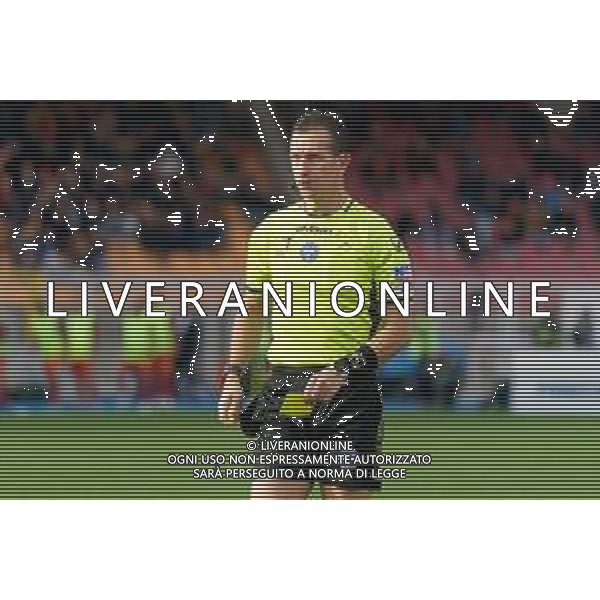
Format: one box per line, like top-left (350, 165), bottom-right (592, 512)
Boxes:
top-left (0, 411), bottom-right (598, 498)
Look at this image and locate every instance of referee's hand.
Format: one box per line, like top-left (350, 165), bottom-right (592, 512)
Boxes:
top-left (304, 367), bottom-right (347, 403)
top-left (218, 374), bottom-right (244, 426)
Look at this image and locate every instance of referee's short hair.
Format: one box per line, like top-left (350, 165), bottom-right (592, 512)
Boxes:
top-left (292, 110), bottom-right (350, 154)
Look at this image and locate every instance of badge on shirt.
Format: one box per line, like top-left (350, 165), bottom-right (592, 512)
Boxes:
top-left (392, 265), bottom-right (412, 297)
top-left (394, 265), bottom-right (412, 279)
top-left (300, 241), bottom-right (319, 261)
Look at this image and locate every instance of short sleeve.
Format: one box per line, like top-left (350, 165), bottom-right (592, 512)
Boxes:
top-left (243, 223), bottom-right (271, 294)
top-left (369, 217), bottom-right (412, 286)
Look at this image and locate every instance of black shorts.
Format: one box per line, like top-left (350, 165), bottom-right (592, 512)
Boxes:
top-left (241, 364), bottom-right (384, 491)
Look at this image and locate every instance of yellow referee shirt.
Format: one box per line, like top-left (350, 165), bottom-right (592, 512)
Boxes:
top-left (244, 198), bottom-right (411, 366)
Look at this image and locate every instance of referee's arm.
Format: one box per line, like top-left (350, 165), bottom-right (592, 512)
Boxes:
top-left (368, 217), bottom-right (413, 363)
top-left (369, 311), bottom-right (412, 363)
top-left (219, 220), bottom-right (270, 425)
top-left (217, 293), bottom-right (264, 426)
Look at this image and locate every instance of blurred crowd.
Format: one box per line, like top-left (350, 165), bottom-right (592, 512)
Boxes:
top-left (0, 100), bottom-right (599, 411)
top-left (1, 101), bottom-right (600, 272)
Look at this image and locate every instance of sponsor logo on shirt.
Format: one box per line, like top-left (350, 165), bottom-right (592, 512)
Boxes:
top-left (295, 224), bottom-right (334, 235)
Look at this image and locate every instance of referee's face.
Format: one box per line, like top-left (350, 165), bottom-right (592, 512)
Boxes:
top-left (290, 128), bottom-right (350, 201)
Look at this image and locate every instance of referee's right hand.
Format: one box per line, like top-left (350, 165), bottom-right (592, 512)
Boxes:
top-left (218, 374), bottom-right (244, 426)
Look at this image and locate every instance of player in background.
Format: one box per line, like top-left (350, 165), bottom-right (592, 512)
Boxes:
top-left (218, 111), bottom-right (412, 499)
top-left (118, 289), bottom-right (177, 409)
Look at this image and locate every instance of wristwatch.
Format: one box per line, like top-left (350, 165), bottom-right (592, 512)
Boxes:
top-left (332, 344), bottom-right (379, 376)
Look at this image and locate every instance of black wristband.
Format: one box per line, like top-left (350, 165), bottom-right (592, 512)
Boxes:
top-left (332, 344), bottom-right (379, 376)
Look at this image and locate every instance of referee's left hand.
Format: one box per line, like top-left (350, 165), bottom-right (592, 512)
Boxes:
top-left (304, 367), bottom-right (347, 403)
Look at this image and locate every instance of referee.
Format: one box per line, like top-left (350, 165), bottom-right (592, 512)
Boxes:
top-left (218, 111), bottom-right (412, 499)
